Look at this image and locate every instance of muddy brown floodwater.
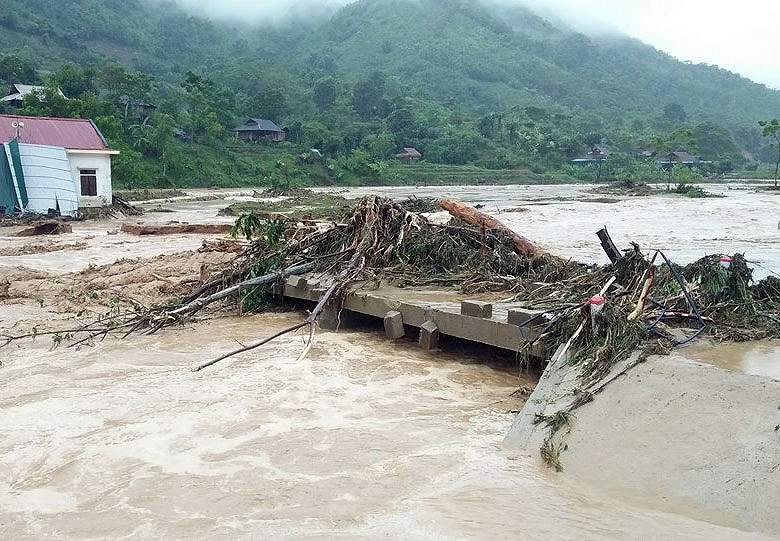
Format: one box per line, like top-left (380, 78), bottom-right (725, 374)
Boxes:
top-left (1, 183), bottom-right (779, 539)
top-left (686, 339), bottom-right (780, 380)
top-left (1, 315), bottom-right (769, 540)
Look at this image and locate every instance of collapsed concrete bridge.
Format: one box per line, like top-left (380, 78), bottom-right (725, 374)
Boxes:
top-left (274, 272), bottom-right (549, 356)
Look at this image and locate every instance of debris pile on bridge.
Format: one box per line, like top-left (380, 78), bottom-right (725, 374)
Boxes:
top-left (3, 195), bottom-right (778, 381)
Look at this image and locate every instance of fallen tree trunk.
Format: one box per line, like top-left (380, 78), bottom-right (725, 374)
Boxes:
top-left (171, 261), bottom-right (315, 317)
top-left (628, 265), bottom-right (655, 321)
top-left (439, 199), bottom-right (546, 257)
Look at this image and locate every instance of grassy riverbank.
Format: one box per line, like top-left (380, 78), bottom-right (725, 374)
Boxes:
top-left (113, 141), bottom-right (778, 191)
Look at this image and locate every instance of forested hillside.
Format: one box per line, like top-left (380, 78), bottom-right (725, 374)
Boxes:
top-left (0, 0), bottom-right (778, 188)
top-left (307, 0), bottom-right (780, 127)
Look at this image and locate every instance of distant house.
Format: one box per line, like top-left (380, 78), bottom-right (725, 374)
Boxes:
top-left (658, 150), bottom-right (704, 168)
top-left (0, 114), bottom-right (119, 214)
top-left (571, 145), bottom-right (610, 164)
top-left (120, 95), bottom-right (156, 117)
top-left (235, 119), bottom-right (285, 142)
top-left (395, 147), bottom-right (422, 161)
top-left (637, 144), bottom-right (655, 159)
top-left (97, 90), bottom-right (156, 118)
top-left (1, 84), bottom-right (65, 108)
top-left (173, 127), bottom-right (192, 144)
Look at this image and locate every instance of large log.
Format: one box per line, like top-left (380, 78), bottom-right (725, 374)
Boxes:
top-left (596, 227), bottom-right (622, 263)
top-left (439, 199), bottom-right (546, 257)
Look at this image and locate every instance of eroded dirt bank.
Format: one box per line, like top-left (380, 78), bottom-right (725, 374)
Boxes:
top-left (561, 353), bottom-right (780, 536)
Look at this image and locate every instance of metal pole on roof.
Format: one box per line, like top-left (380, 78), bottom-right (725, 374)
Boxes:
top-left (11, 121), bottom-right (24, 140)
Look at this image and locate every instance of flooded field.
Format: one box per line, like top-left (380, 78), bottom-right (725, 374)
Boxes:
top-left (1, 183), bottom-right (778, 539)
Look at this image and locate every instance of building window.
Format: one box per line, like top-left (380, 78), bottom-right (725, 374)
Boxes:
top-left (80, 169), bottom-right (97, 196)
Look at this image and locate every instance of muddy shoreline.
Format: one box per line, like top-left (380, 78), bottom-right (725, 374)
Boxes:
top-left (562, 353), bottom-right (780, 535)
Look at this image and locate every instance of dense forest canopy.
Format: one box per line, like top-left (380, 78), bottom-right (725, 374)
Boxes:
top-left (0, 0), bottom-right (778, 187)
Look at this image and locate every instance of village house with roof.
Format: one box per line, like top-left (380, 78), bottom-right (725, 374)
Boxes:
top-left (570, 145), bottom-right (610, 164)
top-left (0, 114), bottom-right (119, 215)
top-left (1, 84), bottom-right (66, 109)
top-left (234, 119), bottom-right (286, 142)
top-left (395, 147), bottom-right (422, 161)
top-left (657, 150), bottom-right (705, 167)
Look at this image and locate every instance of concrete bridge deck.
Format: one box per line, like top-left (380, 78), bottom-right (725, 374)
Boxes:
top-left (274, 273), bottom-right (548, 355)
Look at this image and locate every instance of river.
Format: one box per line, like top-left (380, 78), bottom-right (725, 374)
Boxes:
top-left (1, 183), bottom-right (778, 539)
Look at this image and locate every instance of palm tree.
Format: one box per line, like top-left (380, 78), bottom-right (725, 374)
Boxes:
top-left (759, 119), bottom-right (780, 189)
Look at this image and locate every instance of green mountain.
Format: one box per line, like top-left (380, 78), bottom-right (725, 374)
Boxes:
top-left (1, 0), bottom-right (777, 187)
top-left (302, 0), bottom-right (780, 128)
top-left (6, 0), bottom-right (777, 129)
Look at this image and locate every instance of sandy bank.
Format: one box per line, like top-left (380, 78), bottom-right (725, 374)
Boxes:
top-left (560, 353), bottom-right (780, 536)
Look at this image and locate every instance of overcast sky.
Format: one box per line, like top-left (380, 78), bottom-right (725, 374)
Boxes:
top-left (165, 0), bottom-right (780, 89)
top-left (517, 0), bottom-right (780, 89)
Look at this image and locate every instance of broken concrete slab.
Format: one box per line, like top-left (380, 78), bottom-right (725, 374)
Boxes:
top-left (318, 305), bottom-right (340, 331)
top-left (419, 320), bottom-right (440, 351)
top-left (461, 300), bottom-right (493, 319)
top-left (280, 283), bottom-right (545, 353)
top-left (345, 293), bottom-right (395, 316)
top-left (384, 310), bottom-right (405, 340)
top-left (287, 275), bottom-right (307, 289)
top-left (507, 308), bottom-right (545, 327)
top-left (508, 308), bottom-right (548, 343)
top-left (398, 302), bottom-right (428, 327)
top-left (503, 343), bottom-right (573, 452)
top-left (432, 309), bottom-right (533, 351)
top-left (282, 273), bottom-right (319, 301)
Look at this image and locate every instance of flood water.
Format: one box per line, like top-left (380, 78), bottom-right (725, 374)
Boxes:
top-left (1, 182), bottom-right (779, 539)
top-left (5, 182), bottom-right (779, 276)
top-left (0, 315), bottom-right (769, 539)
top-left (686, 339), bottom-right (780, 380)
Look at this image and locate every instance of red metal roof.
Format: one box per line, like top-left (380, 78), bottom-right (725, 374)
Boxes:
top-left (0, 115), bottom-right (110, 150)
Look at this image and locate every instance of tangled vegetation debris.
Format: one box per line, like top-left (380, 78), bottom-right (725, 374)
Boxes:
top-left (590, 180), bottom-right (657, 196)
top-left (254, 186), bottom-right (318, 198)
top-left (591, 180), bottom-right (722, 198)
top-left (396, 196), bottom-right (441, 213)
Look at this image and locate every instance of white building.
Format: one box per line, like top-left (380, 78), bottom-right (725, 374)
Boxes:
top-left (0, 114), bottom-right (119, 212)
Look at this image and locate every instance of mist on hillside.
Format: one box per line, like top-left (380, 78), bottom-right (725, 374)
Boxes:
top-left (149, 0), bottom-right (614, 31)
top-left (148, 0), bottom-right (351, 23)
top-left (147, 0), bottom-right (777, 88)
top-left (483, 0), bottom-right (619, 34)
